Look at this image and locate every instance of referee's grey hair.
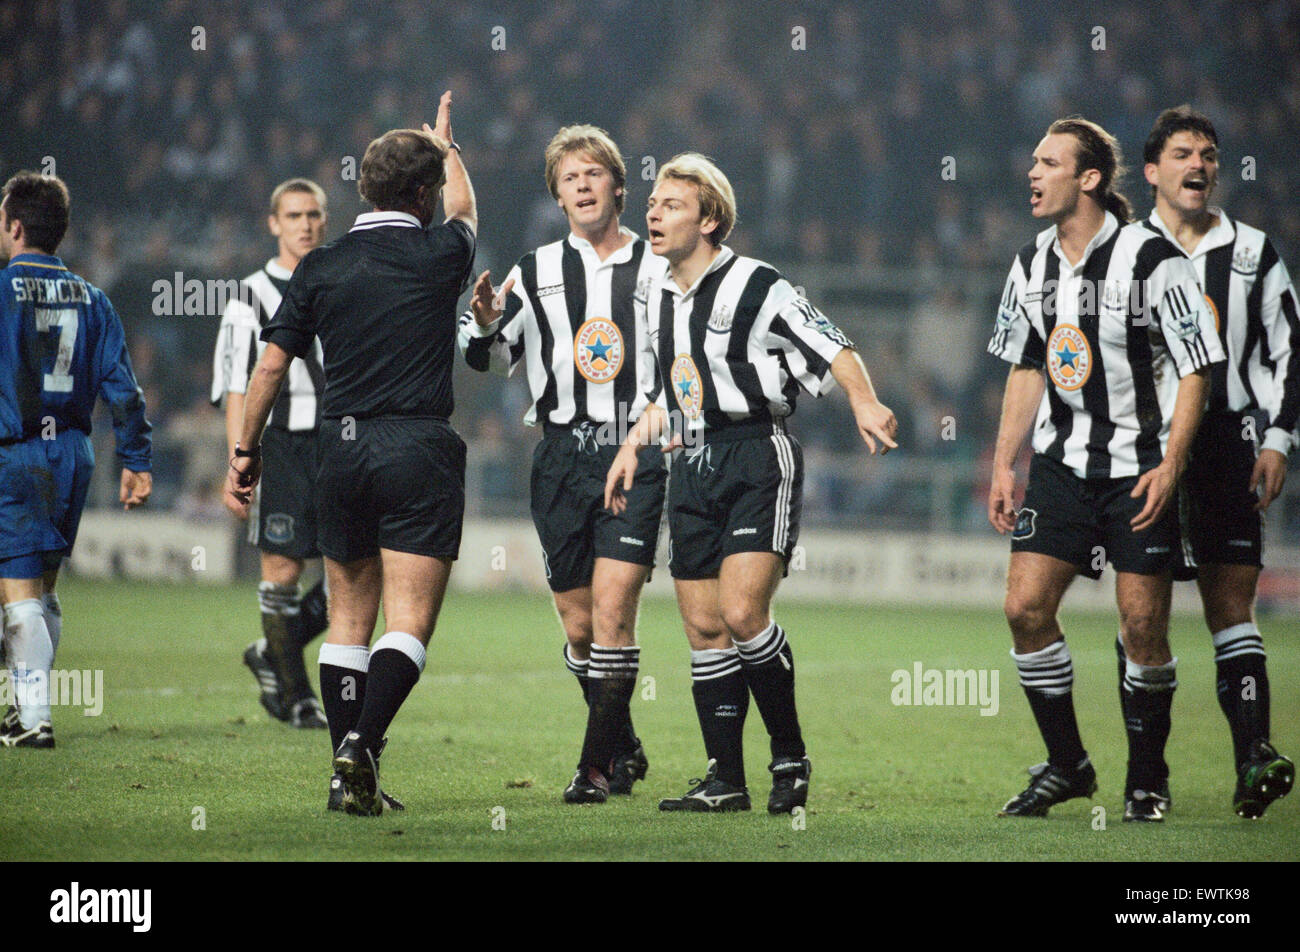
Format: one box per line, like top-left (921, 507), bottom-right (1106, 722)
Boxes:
top-left (1047, 117), bottom-right (1133, 223)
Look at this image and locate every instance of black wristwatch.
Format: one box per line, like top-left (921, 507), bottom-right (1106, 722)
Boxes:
top-left (448, 140), bottom-right (463, 154)
top-left (233, 442), bottom-right (261, 459)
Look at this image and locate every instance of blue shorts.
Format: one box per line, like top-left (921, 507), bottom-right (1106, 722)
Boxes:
top-left (0, 431), bottom-right (94, 579)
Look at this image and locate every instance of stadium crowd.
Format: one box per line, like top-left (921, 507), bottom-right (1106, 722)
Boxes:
top-left (3, 0), bottom-right (1298, 531)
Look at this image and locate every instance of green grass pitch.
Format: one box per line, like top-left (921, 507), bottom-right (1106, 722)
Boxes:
top-left (2, 578), bottom-right (1295, 861)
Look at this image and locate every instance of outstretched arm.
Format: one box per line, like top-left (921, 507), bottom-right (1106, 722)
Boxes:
top-left (830, 348), bottom-right (898, 455)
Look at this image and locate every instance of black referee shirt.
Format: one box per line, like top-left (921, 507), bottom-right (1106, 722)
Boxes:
top-left (261, 211), bottom-right (475, 419)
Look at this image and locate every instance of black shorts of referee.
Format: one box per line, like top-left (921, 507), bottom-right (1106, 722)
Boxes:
top-left (250, 427), bottom-right (321, 560)
top-left (315, 415), bottom-right (466, 563)
top-left (531, 419), bottom-right (666, 592)
top-left (667, 414), bottom-right (803, 581)
top-left (1173, 410), bottom-right (1265, 581)
top-left (1011, 452), bottom-right (1179, 579)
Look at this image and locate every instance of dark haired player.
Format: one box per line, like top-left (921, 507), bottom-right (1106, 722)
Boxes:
top-left (1142, 105), bottom-right (1297, 818)
top-left (226, 92), bottom-right (475, 815)
top-left (1, 172), bottom-right (152, 748)
top-left (212, 178), bottom-right (331, 730)
top-left (987, 118), bottom-right (1224, 822)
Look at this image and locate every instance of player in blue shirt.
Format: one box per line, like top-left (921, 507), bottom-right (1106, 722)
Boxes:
top-left (0, 172), bottom-right (152, 748)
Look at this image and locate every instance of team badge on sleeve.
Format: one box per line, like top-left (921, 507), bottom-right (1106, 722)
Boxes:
top-left (791, 296), bottom-right (853, 349)
top-left (574, 318), bottom-right (624, 383)
top-left (1046, 324), bottom-right (1091, 391)
top-left (670, 353), bottom-right (704, 420)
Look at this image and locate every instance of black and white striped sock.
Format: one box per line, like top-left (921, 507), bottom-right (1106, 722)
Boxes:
top-left (1211, 623), bottom-right (1269, 769)
top-left (564, 643), bottom-right (590, 704)
top-left (579, 645), bottom-right (640, 773)
top-left (1120, 656), bottom-right (1177, 793)
top-left (691, 647), bottom-right (749, 788)
top-left (735, 621), bottom-right (804, 761)
top-left (1013, 640), bottom-right (1088, 770)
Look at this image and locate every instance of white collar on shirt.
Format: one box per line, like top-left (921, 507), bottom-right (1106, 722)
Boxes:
top-left (350, 210), bottom-right (422, 232)
top-left (566, 226), bottom-right (639, 264)
top-left (264, 258), bottom-right (293, 280)
top-left (661, 245), bottom-right (735, 300)
top-left (1145, 206), bottom-right (1236, 258)
top-left (1051, 212), bottom-right (1120, 274)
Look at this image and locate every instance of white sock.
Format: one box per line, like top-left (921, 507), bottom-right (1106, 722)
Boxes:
top-left (4, 599), bottom-right (54, 728)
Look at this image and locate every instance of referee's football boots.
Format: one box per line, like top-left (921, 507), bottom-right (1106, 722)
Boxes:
top-left (327, 774), bottom-right (405, 812)
top-left (658, 759), bottom-right (751, 813)
top-left (767, 756), bottom-right (811, 814)
top-left (607, 744), bottom-right (649, 796)
top-left (331, 732), bottom-right (386, 816)
top-left (1233, 739), bottom-right (1295, 819)
top-left (998, 759), bottom-right (1098, 817)
top-left (243, 640), bottom-right (288, 721)
top-left (563, 766), bottom-right (610, 804)
top-left (1123, 784), bottom-right (1171, 823)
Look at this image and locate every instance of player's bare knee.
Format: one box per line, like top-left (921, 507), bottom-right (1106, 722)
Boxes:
top-left (721, 604), bottom-right (768, 642)
top-left (591, 601), bottom-right (635, 647)
top-left (1004, 594), bottom-right (1053, 639)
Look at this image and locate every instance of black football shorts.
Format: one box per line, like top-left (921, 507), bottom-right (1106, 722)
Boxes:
top-left (667, 420), bottom-right (803, 581)
top-left (251, 427), bottom-right (321, 560)
top-left (1011, 452), bottom-right (1178, 579)
top-left (1174, 412), bottom-right (1264, 580)
top-left (530, 422), bottom-right (666, 592)
top-left (315, 416), bottom-right (466, 563)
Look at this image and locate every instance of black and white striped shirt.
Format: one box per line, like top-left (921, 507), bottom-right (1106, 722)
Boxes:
top-left (1144, 208), bottom-right (1300, 455)
top-left (645, 246), bottom-right (852, 439)
top-left (210, 259), bottom-right (324, 431)
top-left (988, 212), bottom-right (1225, 479)
top-left (458, 228), bottom-right (663, 428)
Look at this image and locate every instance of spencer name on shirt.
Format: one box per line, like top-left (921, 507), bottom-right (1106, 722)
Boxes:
top-left (10, 275), bottom-right (92, 304)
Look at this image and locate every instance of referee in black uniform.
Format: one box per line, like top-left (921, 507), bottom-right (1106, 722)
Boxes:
top-left (226, 91), bottom-right (476, 816)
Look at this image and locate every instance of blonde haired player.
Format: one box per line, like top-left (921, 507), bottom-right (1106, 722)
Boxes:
top-left (606, 153), bottom-right (897, 813)
top-left (460, 125), bottom-right (666, 803)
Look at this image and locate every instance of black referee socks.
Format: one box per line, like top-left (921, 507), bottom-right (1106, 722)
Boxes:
top-left (735, 622), bottom-right (806, 762)
top-left (350, 632), bottom-right (426, 754)
top-left (318, 642), bottom-right (369, 753)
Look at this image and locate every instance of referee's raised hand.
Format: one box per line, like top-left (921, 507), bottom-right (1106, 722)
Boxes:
top-left (469, 270), bottom-right (515, 326)
top-left (426, 89), bottom-right (454, 145)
